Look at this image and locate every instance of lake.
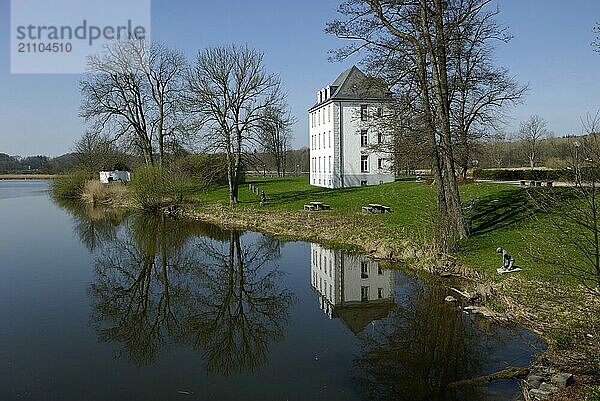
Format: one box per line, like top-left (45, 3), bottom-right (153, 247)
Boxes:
top-left (0, 180), bottom-right (546, 401)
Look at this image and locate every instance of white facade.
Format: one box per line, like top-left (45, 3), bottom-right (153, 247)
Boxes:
top-left (310, 243), bottom-right (394, 334)
top-left (99, 170), bottom-right (131, 184)
top-left (308, 66), bottom-right (395, 188)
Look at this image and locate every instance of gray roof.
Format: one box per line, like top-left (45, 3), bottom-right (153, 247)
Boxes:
top-left (309, 66), bottom-right (391, 111)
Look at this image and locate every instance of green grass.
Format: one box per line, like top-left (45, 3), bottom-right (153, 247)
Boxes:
top-left (194, 176), bottom-right (455, 239)
top-left (191, 176), bottom-right (590, 289)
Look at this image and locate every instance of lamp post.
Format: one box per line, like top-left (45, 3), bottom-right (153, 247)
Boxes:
top-left (296, 164), bottom-right (299, 177)
top-left (263, 164), bottom-right (266, 178)
top-left (575, 141), bottom-right (581, 186)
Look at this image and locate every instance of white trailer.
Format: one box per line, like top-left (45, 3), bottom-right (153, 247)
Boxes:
top-left (99, 170), bottom-right (131, 184)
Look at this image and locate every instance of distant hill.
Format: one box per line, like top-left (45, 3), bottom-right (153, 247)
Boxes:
top-left (0, 152), bottom-right (78, 174)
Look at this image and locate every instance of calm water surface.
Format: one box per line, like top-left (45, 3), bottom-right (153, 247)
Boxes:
top-left (0, 180), bottom-right (546, 401)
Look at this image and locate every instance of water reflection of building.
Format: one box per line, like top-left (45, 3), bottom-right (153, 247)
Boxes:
top-left (310, 243), bottom-right (395, 334)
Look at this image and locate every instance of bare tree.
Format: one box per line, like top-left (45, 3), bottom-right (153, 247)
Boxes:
top-left (328, 0), bottom-right (517, 249)
top-left (366, 96), bottom-right (431, 174)
top-left (593, 22), bottom-right (600, 53)
top-left (518, 115), bottom-right (548, 170)
top-left (258, 105), bottom-right (295, 177)
top-left (142, 43), bottom-right (189, 165)
top-left (73, 131), bottom-right (122, 172)
top-left (450, 14), bottom-right (527, 178)
top-left (186, 45), bottom-right (285, 204)
top-left (80, 40), bottom-right (187, 165)
top-left (485, 131), bottom-right (507, 169)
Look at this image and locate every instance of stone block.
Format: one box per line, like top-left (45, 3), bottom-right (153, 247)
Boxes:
top-left (551, 372), bottom-right (574, 388)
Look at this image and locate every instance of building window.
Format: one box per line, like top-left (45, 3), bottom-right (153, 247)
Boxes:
top-left (361, 286), bottom-right (369, 302)
top-left (378, 288), bottom-right (384, 299)
top-left (378, 158), bottom-right (383, 170)
top-left (328, 105), bottom-right (331, 122)
top-left (378, 266), bottom-right (383, 275)
top-left (377, 131), bottom-right (383, 144)
top-left (328, 131), bottom-right (331, 148)
top-left (328, 156), bottom-right (332, 173)
top-left (361, 261), bottom-right (369, 279)
top-left (361, 180), bottom-right (367, 186)
top-left (361, 155), bottom-right (369, 173)
top-left (361, 130), bottom-right (368, 147)
top-left (376, 107), bottom-right (382, 117)
top-left (361, 105), bottom-right (367, 121)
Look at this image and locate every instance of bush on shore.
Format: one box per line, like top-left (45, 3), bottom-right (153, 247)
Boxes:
top-left (50, 170), bottom-right (95, 199)
top-left (81, 180), bottom-right (128, 207)
top-left (129, 164), bottom-right (191, 211)
top-left (179, 153), bottom-right (229, 188)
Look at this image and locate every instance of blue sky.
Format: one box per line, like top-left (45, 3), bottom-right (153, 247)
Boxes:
top-left (0, 0), bottom-right (599, 156)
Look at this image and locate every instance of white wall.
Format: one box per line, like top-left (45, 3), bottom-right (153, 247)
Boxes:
top-left (309, 98), bottom-right (395, 189)
top-left (340, 102), bottom-right (395, 188)
top-left (309, 102), bottom-right (336, 188)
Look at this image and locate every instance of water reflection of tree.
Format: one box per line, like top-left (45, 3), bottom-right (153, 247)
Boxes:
top-left (353, 279), bottom-right (488, 401)
top-left (89, 215), bottom-right (201, 366)
top-left (81, 211), bottom-right (292, 374)
top-left (55, 200), bottom-right (128, 251)
top-left (179, 231), bottom-right (293, 376)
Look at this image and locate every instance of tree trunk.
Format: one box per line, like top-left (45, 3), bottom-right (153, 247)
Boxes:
top-left (418, 0), bottom-right (468, 250)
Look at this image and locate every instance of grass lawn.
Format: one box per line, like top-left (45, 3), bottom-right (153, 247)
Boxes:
top-left (193, 176), bottom-right (514, 239)
top-left (191, 176), bottom-right (578, 283)
top-left (191, 175), bottom-right (600, 294)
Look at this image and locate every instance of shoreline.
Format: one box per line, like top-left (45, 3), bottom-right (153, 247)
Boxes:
top-left (181, 203), bottom-right (599, 399)
top-left (0, 174), bottom-right (60, 180)
top-left (59, 176), bottom-right (600, 399)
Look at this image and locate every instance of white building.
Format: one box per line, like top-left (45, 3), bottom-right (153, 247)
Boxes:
top-left (308, 66), bottom-right (395, 188)
top-left (310, 243), bottom-right (395, 334)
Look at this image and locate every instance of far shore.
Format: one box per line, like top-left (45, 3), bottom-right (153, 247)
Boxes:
top-left (0, 174), bottom-right (61, 180)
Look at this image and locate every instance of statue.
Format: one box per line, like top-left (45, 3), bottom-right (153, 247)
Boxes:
top-left (496, 247), bottom-right (519, 274)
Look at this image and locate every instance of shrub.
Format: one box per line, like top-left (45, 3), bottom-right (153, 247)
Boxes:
top-left (472, 168), bottom-right (570, 182)
top-left (179, 154), bottom-right (229, 187)
top-left (50, 170), bottom-right (95, 199)
top-left (81, 180), bottom-right (128, 206)
top-left (129, 164), bottom-right (191, 211)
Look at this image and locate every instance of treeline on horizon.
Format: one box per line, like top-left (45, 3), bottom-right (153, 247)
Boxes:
top-left (1, 131), bottom-right (591, 177)
top-left (0, 148), bottom-right (310, 178)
